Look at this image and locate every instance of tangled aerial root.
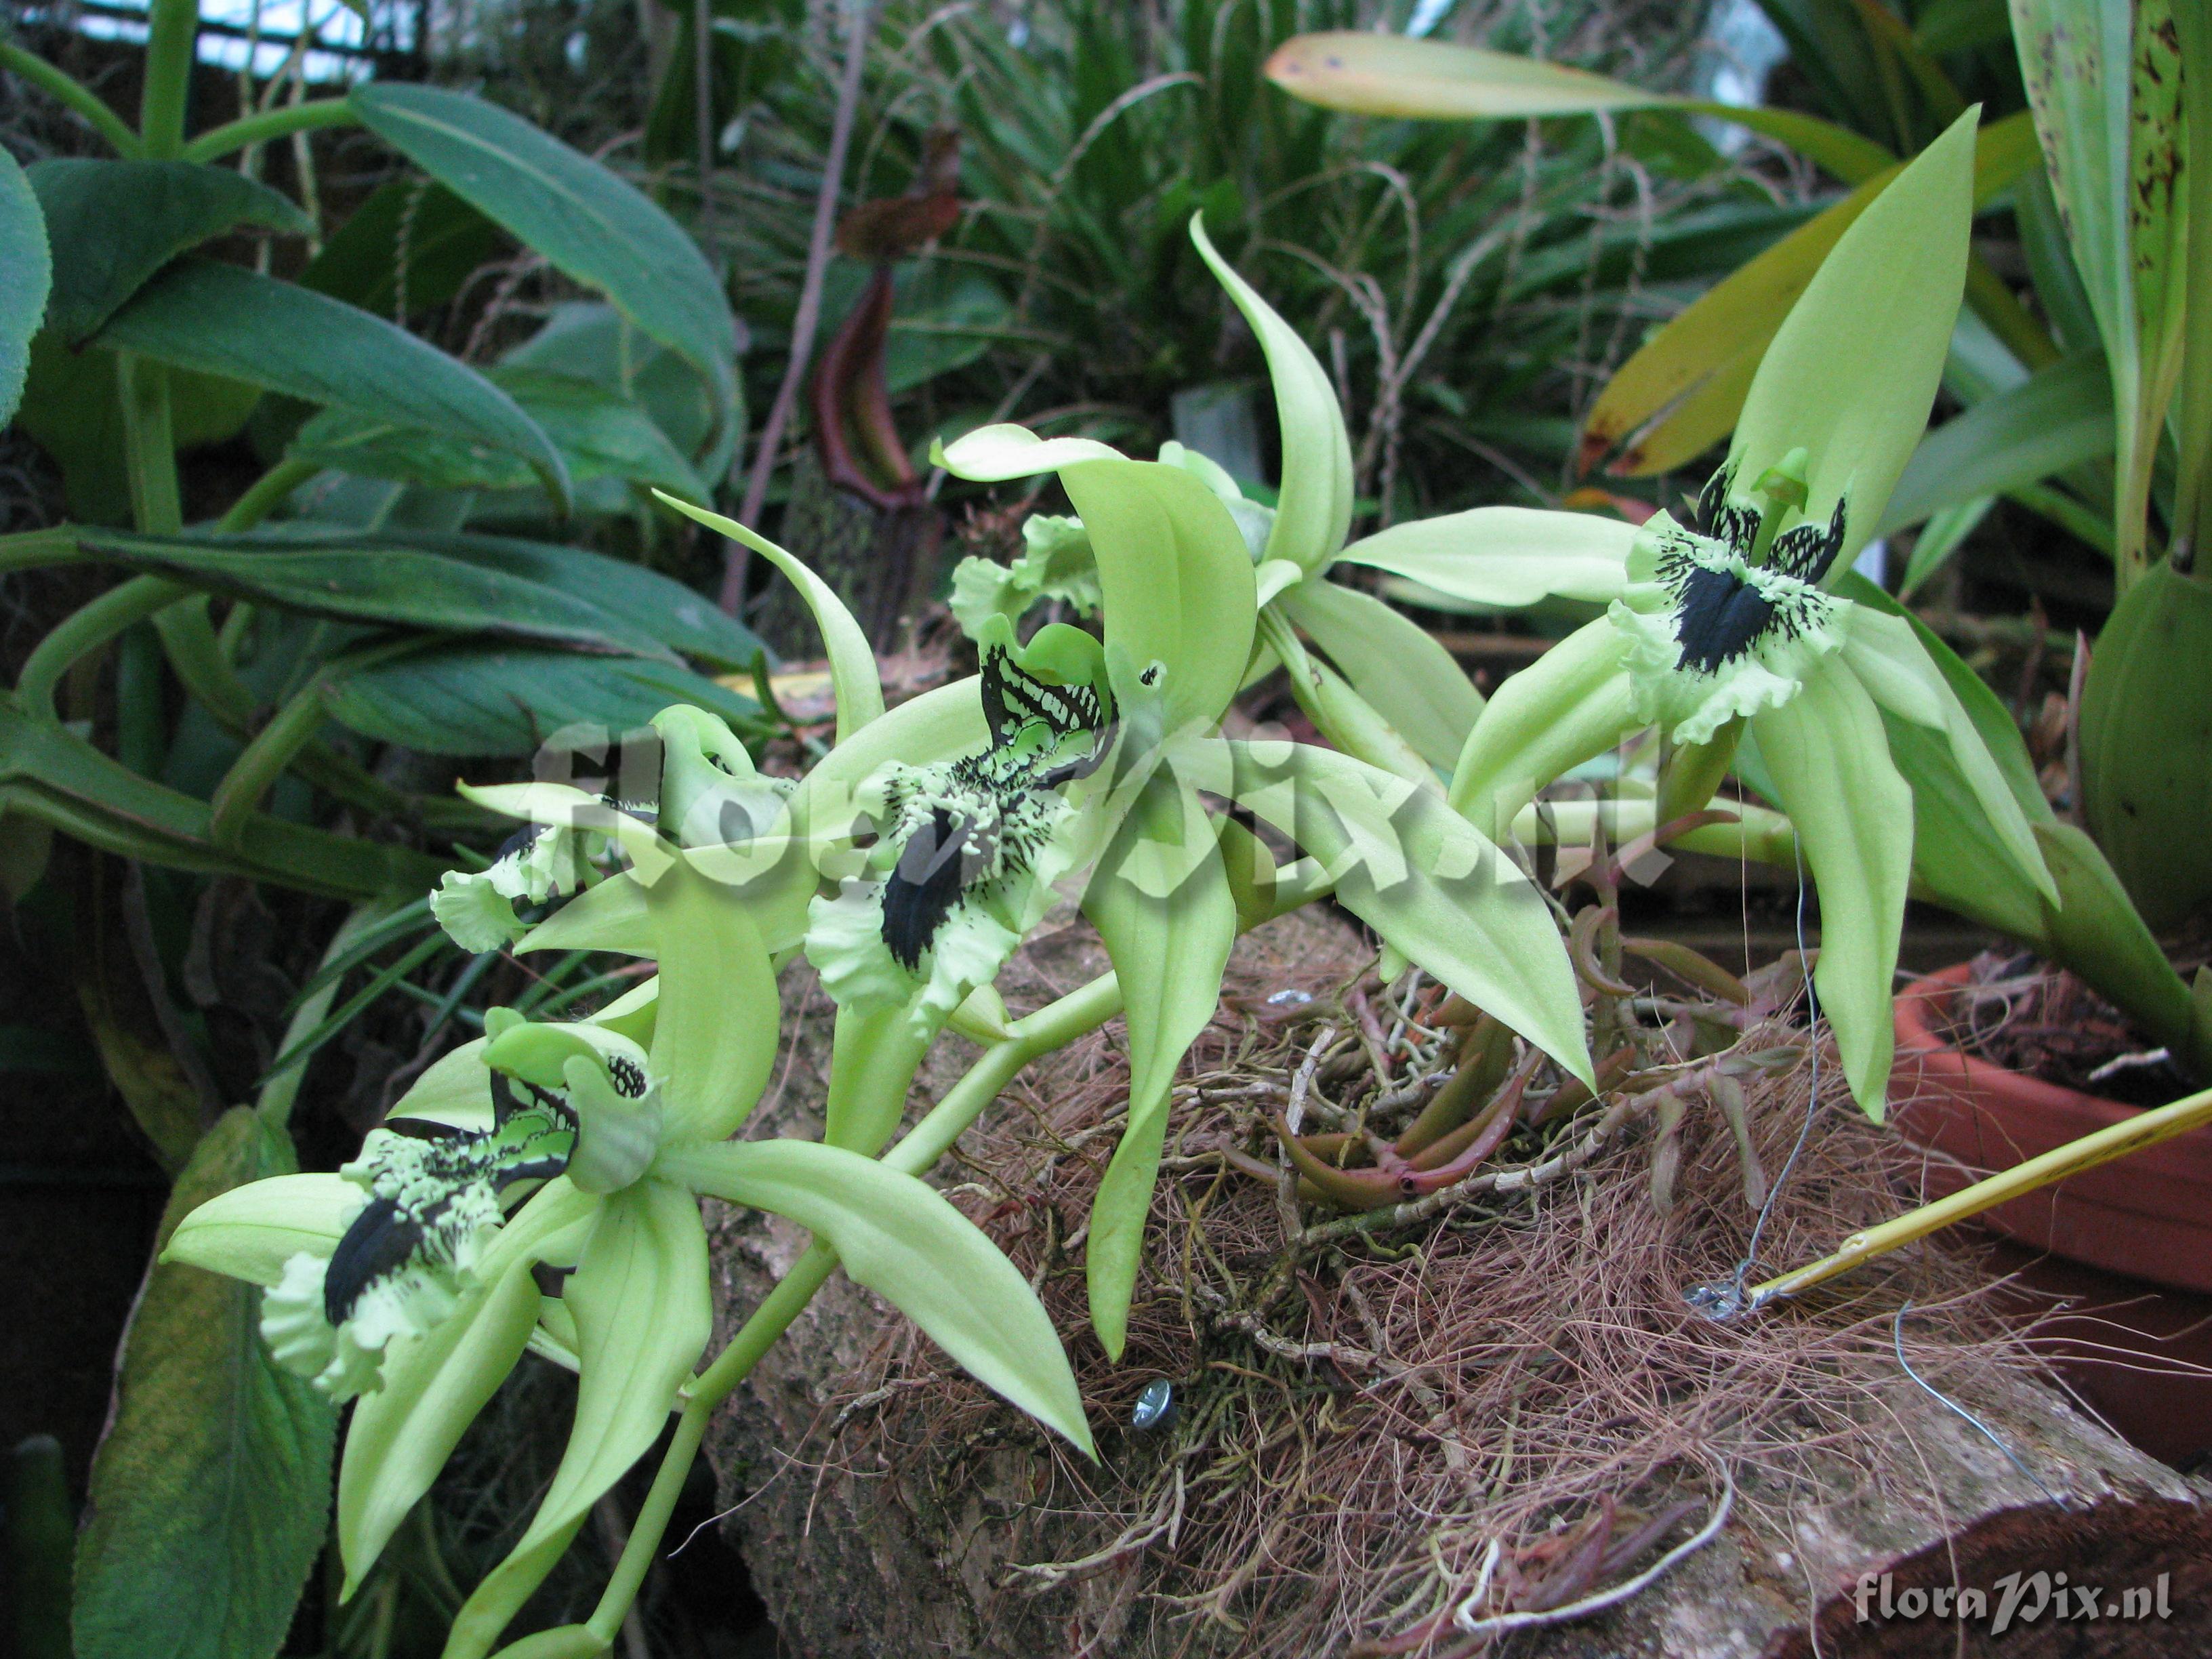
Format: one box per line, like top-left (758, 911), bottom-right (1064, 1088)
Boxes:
top-left (792, 913), bottom-right (2042, 1658)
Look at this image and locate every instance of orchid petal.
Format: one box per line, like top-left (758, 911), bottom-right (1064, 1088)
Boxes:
top-left (933, 422), bottom-right (1126, 480)
top-left (1081, 777), bottom-right (1237, 1358)
top-left (162, 1174), bottom-right (365, 1287)
top-left (644, 861), bottom-right (779, 1142)
top-left (821, 1003), bottom-right (933, 1158)
top-left (335, 1183), bottom-right (598, 1594)
top-left (445, 1181), bottom-right (710, 1659)
top-left (1447, 617), bottom-right (1639, 840)
top-left (663, 1140), bottom-right (1093, 1456)
top-left (1233, 741), bottom-right (1594, 1086)
top-left (1840, 607), bottom-right (2055, 902)
top-left (1729, 108), bottom-right (1978, 569)
top-left (655, 491), bottom-right (884, 742)
top-left (1189, 215), bottom-right (1355, 575)
top-left (1336, 507), bottom-right (1636, 607)
top-left (1279, 577), bottom-right (1481, 772)
top-left (1748, 657), bottom-right (1914, 1116)
top-left (1059, 457), bottom-right (1256, 731)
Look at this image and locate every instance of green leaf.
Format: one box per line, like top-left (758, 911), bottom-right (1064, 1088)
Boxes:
top-left (1232, 741), bottom-right (1595, 1086)
top-left (27, 159), bottom-right (312, 344)
top-left (1918, 0), bottom-right (2016, 56)
top-left (504, 301), bottom-right (738, 484)
top-left (403, 529), bottom-right (764, 671)
top-left (1263, 31), bottom-right (1897, 180)
top-left (0, 694), bottom-right (446, 900)
top-left (75, 1109), bottom-right (336, 1659)
top-left (665, 1139), bottom-right (1094, 1456)
top-left (2011, 0), bottom-right (2184, 579)
top-left (295, 366), bottom-right (710, 504)
top-left (1747, 659), bottom-right (1914, 1116)
top-left (298, 177), bottom-right (500, 320)
top-left (0, 148), bottom-right (51, 426)
top-left (2079, 559), bottom-right (2212, 931)
top-left (76, 525), bottom-right (676, 658)
top-left (1189, 215), bottom-right (1353, 577)
top-left (1731, 110), bottom-right (1978, 570)
top-left (352, 83), bottom-right (739, 454)
top-left (96, 261), bottom-right (569, 508)
top-left (14, 333), bottom-right (258, 523)
top-left (1896, 495), bottom-right (1995, 597)
top-left (1059, 457), bottom-right (1258, 731)
top-left (1878, 350), bottom-right (2113, 533)
top-left (337, 1183), bottom-right (598, 1593)
top-left (1334, 506), bottom-right (1635, 607)
top-left (1277, 578), bottom-right (1481, 773)
top-left (1082, 779), bottom-right (1235, 1358)
top-left (447, 1181), bottom-right (710, 1658)
top-left (322, 644), bottom-right (765, 758)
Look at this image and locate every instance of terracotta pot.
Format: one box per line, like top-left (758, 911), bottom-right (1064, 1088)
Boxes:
top-left (1891, 964), bottom-right (2212, 1466)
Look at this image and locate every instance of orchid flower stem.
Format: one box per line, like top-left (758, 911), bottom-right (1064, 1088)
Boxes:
top-left (180, 98), bottom-right (357, 164)
top-left (0, 43), bottom-right (140, 155)
top-left (209, 674), bottom-right (334, 851)
top-left (584, 1242), bottom-right (838, 1645)
top-left (15, 577), bottom-right (190, 720)
top-left (0, 527), bottom-right (83, 575)
top-left (139, 0), bottom-right (199, 159)
top-left (218, 455), bottom-right (322, 532)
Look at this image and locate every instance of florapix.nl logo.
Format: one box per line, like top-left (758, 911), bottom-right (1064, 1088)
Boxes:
top-left (1853, 1568), bottom-right (2175, 1637)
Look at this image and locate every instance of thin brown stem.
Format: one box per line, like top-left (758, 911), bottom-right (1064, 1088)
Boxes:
top-left (722, 0), bottom-right (875, 613)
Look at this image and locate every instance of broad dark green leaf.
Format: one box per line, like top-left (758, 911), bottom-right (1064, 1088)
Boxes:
top-left (352, 83), bottom-right (739, 451)
top-left (293, 368), bottom-right (708, 503)
top-left (96, 260), bottom-right (569, 508)
top-left (73, 1108), bottom-right (336, 1659)
top-left (298, 176), bottom-right (500, 319)
top-left (1878, 350), bottom-right (2114, 533)
top-left (14, 332), bottom-right (260, 523)
top-left (505, 301), bottom-right (738, 482)
top-left (0, 147), bottom-right (49, 427)
top-left (75, 525), bottom-right (678, 659)
top-left (27, 159), bottom-right (312, 344)
top-left (399, 529), bottom-right (764, 670)
top-left (323, 643), bottom-right (766, 756)
top-left (1916, 0), bottom-right (2013, 56)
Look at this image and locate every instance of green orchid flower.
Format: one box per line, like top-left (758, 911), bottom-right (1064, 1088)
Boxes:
top-left (939, 213), bottom-right (1638, 783)
top-left (658, 455), bottom-right (1592, 1359)
top-left (1435, 110), bottom-right (2054, 1114)
top-left (162, 721), bottom-right (1093, 1659)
